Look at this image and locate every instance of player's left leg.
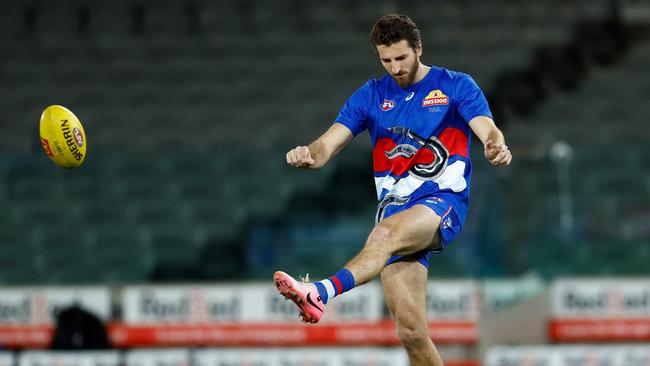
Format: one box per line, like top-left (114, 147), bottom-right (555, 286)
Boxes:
top-left (381, 259), bottom-right (444, 366)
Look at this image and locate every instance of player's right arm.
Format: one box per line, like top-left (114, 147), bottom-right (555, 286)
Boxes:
top-left (286, 123), bottom-right (353, 169)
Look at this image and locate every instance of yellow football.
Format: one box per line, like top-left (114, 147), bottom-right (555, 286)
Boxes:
top-left (39, 105), bottom-right (87, 169)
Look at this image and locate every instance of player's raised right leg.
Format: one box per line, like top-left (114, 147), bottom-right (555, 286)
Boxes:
top-left (273, 204), bottom-right (441, 322)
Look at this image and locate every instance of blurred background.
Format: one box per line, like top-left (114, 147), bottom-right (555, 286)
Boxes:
top-left (0, 0), bottom-right (648, 365)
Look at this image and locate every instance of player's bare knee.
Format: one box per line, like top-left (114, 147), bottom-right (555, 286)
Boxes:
top-left (366, 223), bottom-right (402, 250)
top-left (396, 323), bottom-right (430, 349)
top-left (367, 224), bottom-right (392, 245)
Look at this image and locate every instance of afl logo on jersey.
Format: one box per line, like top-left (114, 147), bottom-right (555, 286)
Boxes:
top-left (381, 99), bottom-right (396, 111)
top-left (422, 90), bottom-right (448, 107)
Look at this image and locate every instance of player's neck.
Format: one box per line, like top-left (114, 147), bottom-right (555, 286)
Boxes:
top-left (409, 63), bottom-right (431, 87)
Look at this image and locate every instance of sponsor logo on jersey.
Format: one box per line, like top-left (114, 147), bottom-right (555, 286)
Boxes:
top-left (405, 92), bottom-right (415, 101)
top-left (381, 99), bottom-right (396, 111)
top-left (422, 90), bottom-right (449, 107)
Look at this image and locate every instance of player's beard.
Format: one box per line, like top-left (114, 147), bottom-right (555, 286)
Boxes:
top-left (393, 60), bottom-right (419, 88)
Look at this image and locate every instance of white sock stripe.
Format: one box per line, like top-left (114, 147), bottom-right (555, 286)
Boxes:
top-left (321, 279), bottom-right (336, 299)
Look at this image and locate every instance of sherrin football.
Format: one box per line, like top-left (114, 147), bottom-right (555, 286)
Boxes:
top-left (39, 105), bottom-right (87, 169)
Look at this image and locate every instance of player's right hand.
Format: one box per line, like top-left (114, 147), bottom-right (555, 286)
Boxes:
top-left (286, 146), bottom-right (316, 168)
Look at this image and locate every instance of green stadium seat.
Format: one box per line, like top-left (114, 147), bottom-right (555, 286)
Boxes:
top-left (187, 201), bottom-right (244, 228)
top-left (32, 227), bottom-right (95, 284)
top-left (196, 237), bottom-right (247, 280)
top-left (0, 228), bottom-right (41, 284)
top-left (173, 176), bottom-right (225, 202)
top-left (6, 159), bottom-right (64, 201)
top-left (89, 225), bottom-right (152, 283)
top-left (235, 175), bottom-right (292, 217)
top-left (127, 200), bottom-right (189, 227)
top-left (108, 154), bottom-right (169, 177)
top-left (0, 0), bottom-right (643, 282)
top-left (167, 153), bottom-right (225, 180)
top-left (78, 201), bottom-right (130, 226)
top-left (114, 176), bottom-right (174, 201)
top-left (60, 173), bottom-right (116, 201)
top-left (9, 201), bottom-right (81, 227)
top-left (147, 228), bottom-right (202, 268)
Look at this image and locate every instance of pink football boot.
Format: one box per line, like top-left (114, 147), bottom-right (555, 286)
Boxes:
top-left (273, 271), bottom-right (325, 323)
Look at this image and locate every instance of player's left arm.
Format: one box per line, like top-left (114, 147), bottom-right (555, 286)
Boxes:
top-left (468, 116), bottom-right (512, 167)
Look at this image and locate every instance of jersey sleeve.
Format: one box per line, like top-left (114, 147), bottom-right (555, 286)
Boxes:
top-left (455, 74), bottom-right (492, 123)
top-left (334, 81), bottom-right (373, 136)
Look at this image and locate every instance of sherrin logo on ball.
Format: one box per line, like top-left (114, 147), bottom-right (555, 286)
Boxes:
top-left (39, 105), bottom-right (87, 169)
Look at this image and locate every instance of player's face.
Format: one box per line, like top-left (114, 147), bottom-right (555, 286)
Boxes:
top-left (377, 40), bottom-right (422, 88)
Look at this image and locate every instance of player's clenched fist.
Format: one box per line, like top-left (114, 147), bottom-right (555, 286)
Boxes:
top-left (484, 139), bottom-right (512, 167)
top-left (287, 146), bottom-right (316, 168)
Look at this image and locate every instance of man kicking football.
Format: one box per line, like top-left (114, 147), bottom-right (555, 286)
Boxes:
top-left (274, 14), bottom-right (512, 366)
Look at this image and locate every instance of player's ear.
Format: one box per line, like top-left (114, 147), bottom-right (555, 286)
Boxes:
top-left (415, 42), bottom-right (422, 57)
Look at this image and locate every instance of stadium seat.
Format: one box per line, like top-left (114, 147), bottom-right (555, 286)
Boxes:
top-left (9, 200), bottom-right (81, 227)
top-left (187, 201), bottom-right (244, 228)
top-left (127, 200), bottom-right (189, 228)
top-left (0, 0), bottom-right (640, 283)
top-left (6, 158), bottom-right (64, 201)
top-left (89, 225), bottom-right (152, 283)
top-left (172, 176), bottom-right (223, 202)
top-left (33, 227), bottom-right (95, 284)
top-left (147, 227), bottom-right (202, 269)
top-left (0, 228), bottom-right (41, 284)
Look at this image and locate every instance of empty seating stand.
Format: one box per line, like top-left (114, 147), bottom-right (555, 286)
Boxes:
top-left (0, 0), bottom-right (635, 283)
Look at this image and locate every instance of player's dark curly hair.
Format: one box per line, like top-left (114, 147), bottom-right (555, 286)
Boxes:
top-left (370, 14), bottom-right (421, 51)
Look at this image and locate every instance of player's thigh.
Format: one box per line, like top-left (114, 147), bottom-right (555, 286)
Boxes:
top-left (376, 204), bottom-right (441, 256)
top-left (381, 259), bottom-right (429, 327)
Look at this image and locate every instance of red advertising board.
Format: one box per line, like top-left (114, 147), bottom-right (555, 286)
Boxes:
top-left (550, 279), bottom-right (650, 342)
